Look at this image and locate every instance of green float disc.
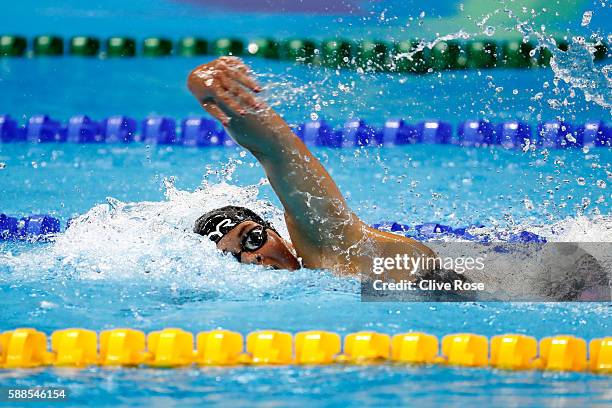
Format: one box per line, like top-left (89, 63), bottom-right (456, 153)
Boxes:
top-left (356, 41), bottom-right (388, 72)
top-left (466, 40), bottom-right (497, 68)
top-left (247, 38), bottom-right (279, 59)
top-left (429, 40), bottom-right (462, 70)
top-left (390, 40), bottom-right (429, 73)
top-left (213, 38), bottom-right (243, 56)
top-left (281, 39), bottom-right (316, 63)
top-left (143, 37), bottom-right (173, 57)
top-left (106, 37), bottom-right (136, 57)
top-left (69, 36), bottom-right (100, 56)
top-left (502, 40), bottom-right (535, 68)
top-left (177, 37), bottom-right (207, 56)
top-left (0, 36), bottom-right (27, 56)
top-left (33, 36), bottom-right (64, 56)
top-left (321, 39), bottom-right (352, 68)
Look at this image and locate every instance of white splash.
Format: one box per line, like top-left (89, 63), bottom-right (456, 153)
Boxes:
top-left (581, 10), bottom-right (593, 27)
top-left (390, 30), bottom-right (472, 63)
top-left (0, 178), bottom-right (299, 291)
top-left (511, 8), bottom-right (612, 114)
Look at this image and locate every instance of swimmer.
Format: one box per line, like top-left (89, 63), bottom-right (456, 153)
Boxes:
top-left (188, 57), bottom-right (436, 276)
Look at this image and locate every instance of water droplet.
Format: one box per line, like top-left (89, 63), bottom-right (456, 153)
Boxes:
top-left (39, 301), bottom-right (57, 309)
top-left (596, 180), bottom-right (607, 188)
top-left (0, 162), bottom-right (5, 169)
top-left (581, 197), bottom-right (591, 208)
top-left (512, 89), bottom-right (519, 95)
top-left (484, 26), bottom-right (495, 36)
top-left (581, 10), bottom-right (593, 26)
top-left (576, 177), bottom-right (586, 186)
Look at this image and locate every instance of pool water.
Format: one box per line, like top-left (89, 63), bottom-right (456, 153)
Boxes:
top-left (1, 0), bottom-right (612, 406)
top-left (1, 142), bottom-right (610, 224)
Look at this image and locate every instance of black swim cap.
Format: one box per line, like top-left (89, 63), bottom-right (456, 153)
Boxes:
top-left (194, 205), bottom-right (277, 243)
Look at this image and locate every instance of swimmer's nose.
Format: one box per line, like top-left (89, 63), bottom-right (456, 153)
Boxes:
top-left (241, 233), bottom-right (301, 270)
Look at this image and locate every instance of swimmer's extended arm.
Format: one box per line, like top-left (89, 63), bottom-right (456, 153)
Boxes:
top-left (187, 57), bottom-right (433, 272)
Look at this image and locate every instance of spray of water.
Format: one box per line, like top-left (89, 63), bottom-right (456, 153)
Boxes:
top-left (1, 2), bottom-right (609, 301)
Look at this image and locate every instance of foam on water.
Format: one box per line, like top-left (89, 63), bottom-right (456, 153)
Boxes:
top-left (1, 170), bottom-right (610, 301)
top-left (1, 2), bottom-right (610, 303)
top-left (0, 173), bottom-right (358, 301)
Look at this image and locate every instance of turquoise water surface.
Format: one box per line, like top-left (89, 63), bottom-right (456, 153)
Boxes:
top-left (1, 0), bottom-right (612, 406)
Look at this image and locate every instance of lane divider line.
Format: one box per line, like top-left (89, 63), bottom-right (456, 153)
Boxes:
top-left (1, 328), bottom-right (610, 373)
top-left (0, 215), bottom-right (546, 242)
top-left (0, 35), bottom-right (608, 72)
top-left (1, 115), bottom-right (610, 148)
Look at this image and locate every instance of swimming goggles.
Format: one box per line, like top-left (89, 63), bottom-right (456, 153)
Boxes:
top-left (229, 225), bottom-right (268, 261)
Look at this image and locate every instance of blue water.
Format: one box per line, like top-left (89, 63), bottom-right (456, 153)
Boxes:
top-left (1, 57), bottom-right (611, 127)
top-left (0, 143), bottom-right (610, 227)
top-left (1, 0), bottom-right (612, 407)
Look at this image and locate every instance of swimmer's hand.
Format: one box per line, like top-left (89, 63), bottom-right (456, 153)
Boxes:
top-left (187, 57), bottom-right (263, 126)
top-left (187, 57), bottom-right (293, 157)
top-left (187, 58), bottom-right (435, 274)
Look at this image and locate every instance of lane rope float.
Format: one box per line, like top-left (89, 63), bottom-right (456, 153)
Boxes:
top-left (1, 115), bottom-right (610, 149)
top-left (0, 214), bottom-right (60, 240)
top-left (0, 328), bottom-right (610, 373)
top-left (0, 35), bottom-right (608, 72)
top-left (0, 214), bottom-right (546, 243)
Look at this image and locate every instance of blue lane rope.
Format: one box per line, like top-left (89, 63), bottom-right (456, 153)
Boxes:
top-left (372, 222), bottom-right (545, 243)
top-left (0, 214), bottom-right (545, 243)
top-left (0, 214), bottom-right (60, 240)
top-left (1, 115), bottom-right (610, 149)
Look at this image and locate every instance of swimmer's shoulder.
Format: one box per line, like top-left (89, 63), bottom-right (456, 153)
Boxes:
top-left (365, 226), bottom-right (436, 259)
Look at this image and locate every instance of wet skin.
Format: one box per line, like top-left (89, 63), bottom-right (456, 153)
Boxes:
top-left (188, 57), bottom-right (435, 277)
top-left (216, 220), bottom-right (301, 270)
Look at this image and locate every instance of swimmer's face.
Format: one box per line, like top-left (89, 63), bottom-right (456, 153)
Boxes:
top-left (216, 221), bottom-right (301, 270)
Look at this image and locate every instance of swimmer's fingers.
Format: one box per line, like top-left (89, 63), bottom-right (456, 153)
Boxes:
top-left (230, 69), bottom-right (262, 93)
top-left (217, 75), bottom-right (261, 110)
top-left (210, 85), bottom-right (246, 117)
top-left (200, 101), bottom-right (230, 126)
top-left (217, 59), bottom-right (261, 92)
top-left (218, 57), bottom-right (250, 74)
top-left (198, 74), bottom-right (247, 118)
